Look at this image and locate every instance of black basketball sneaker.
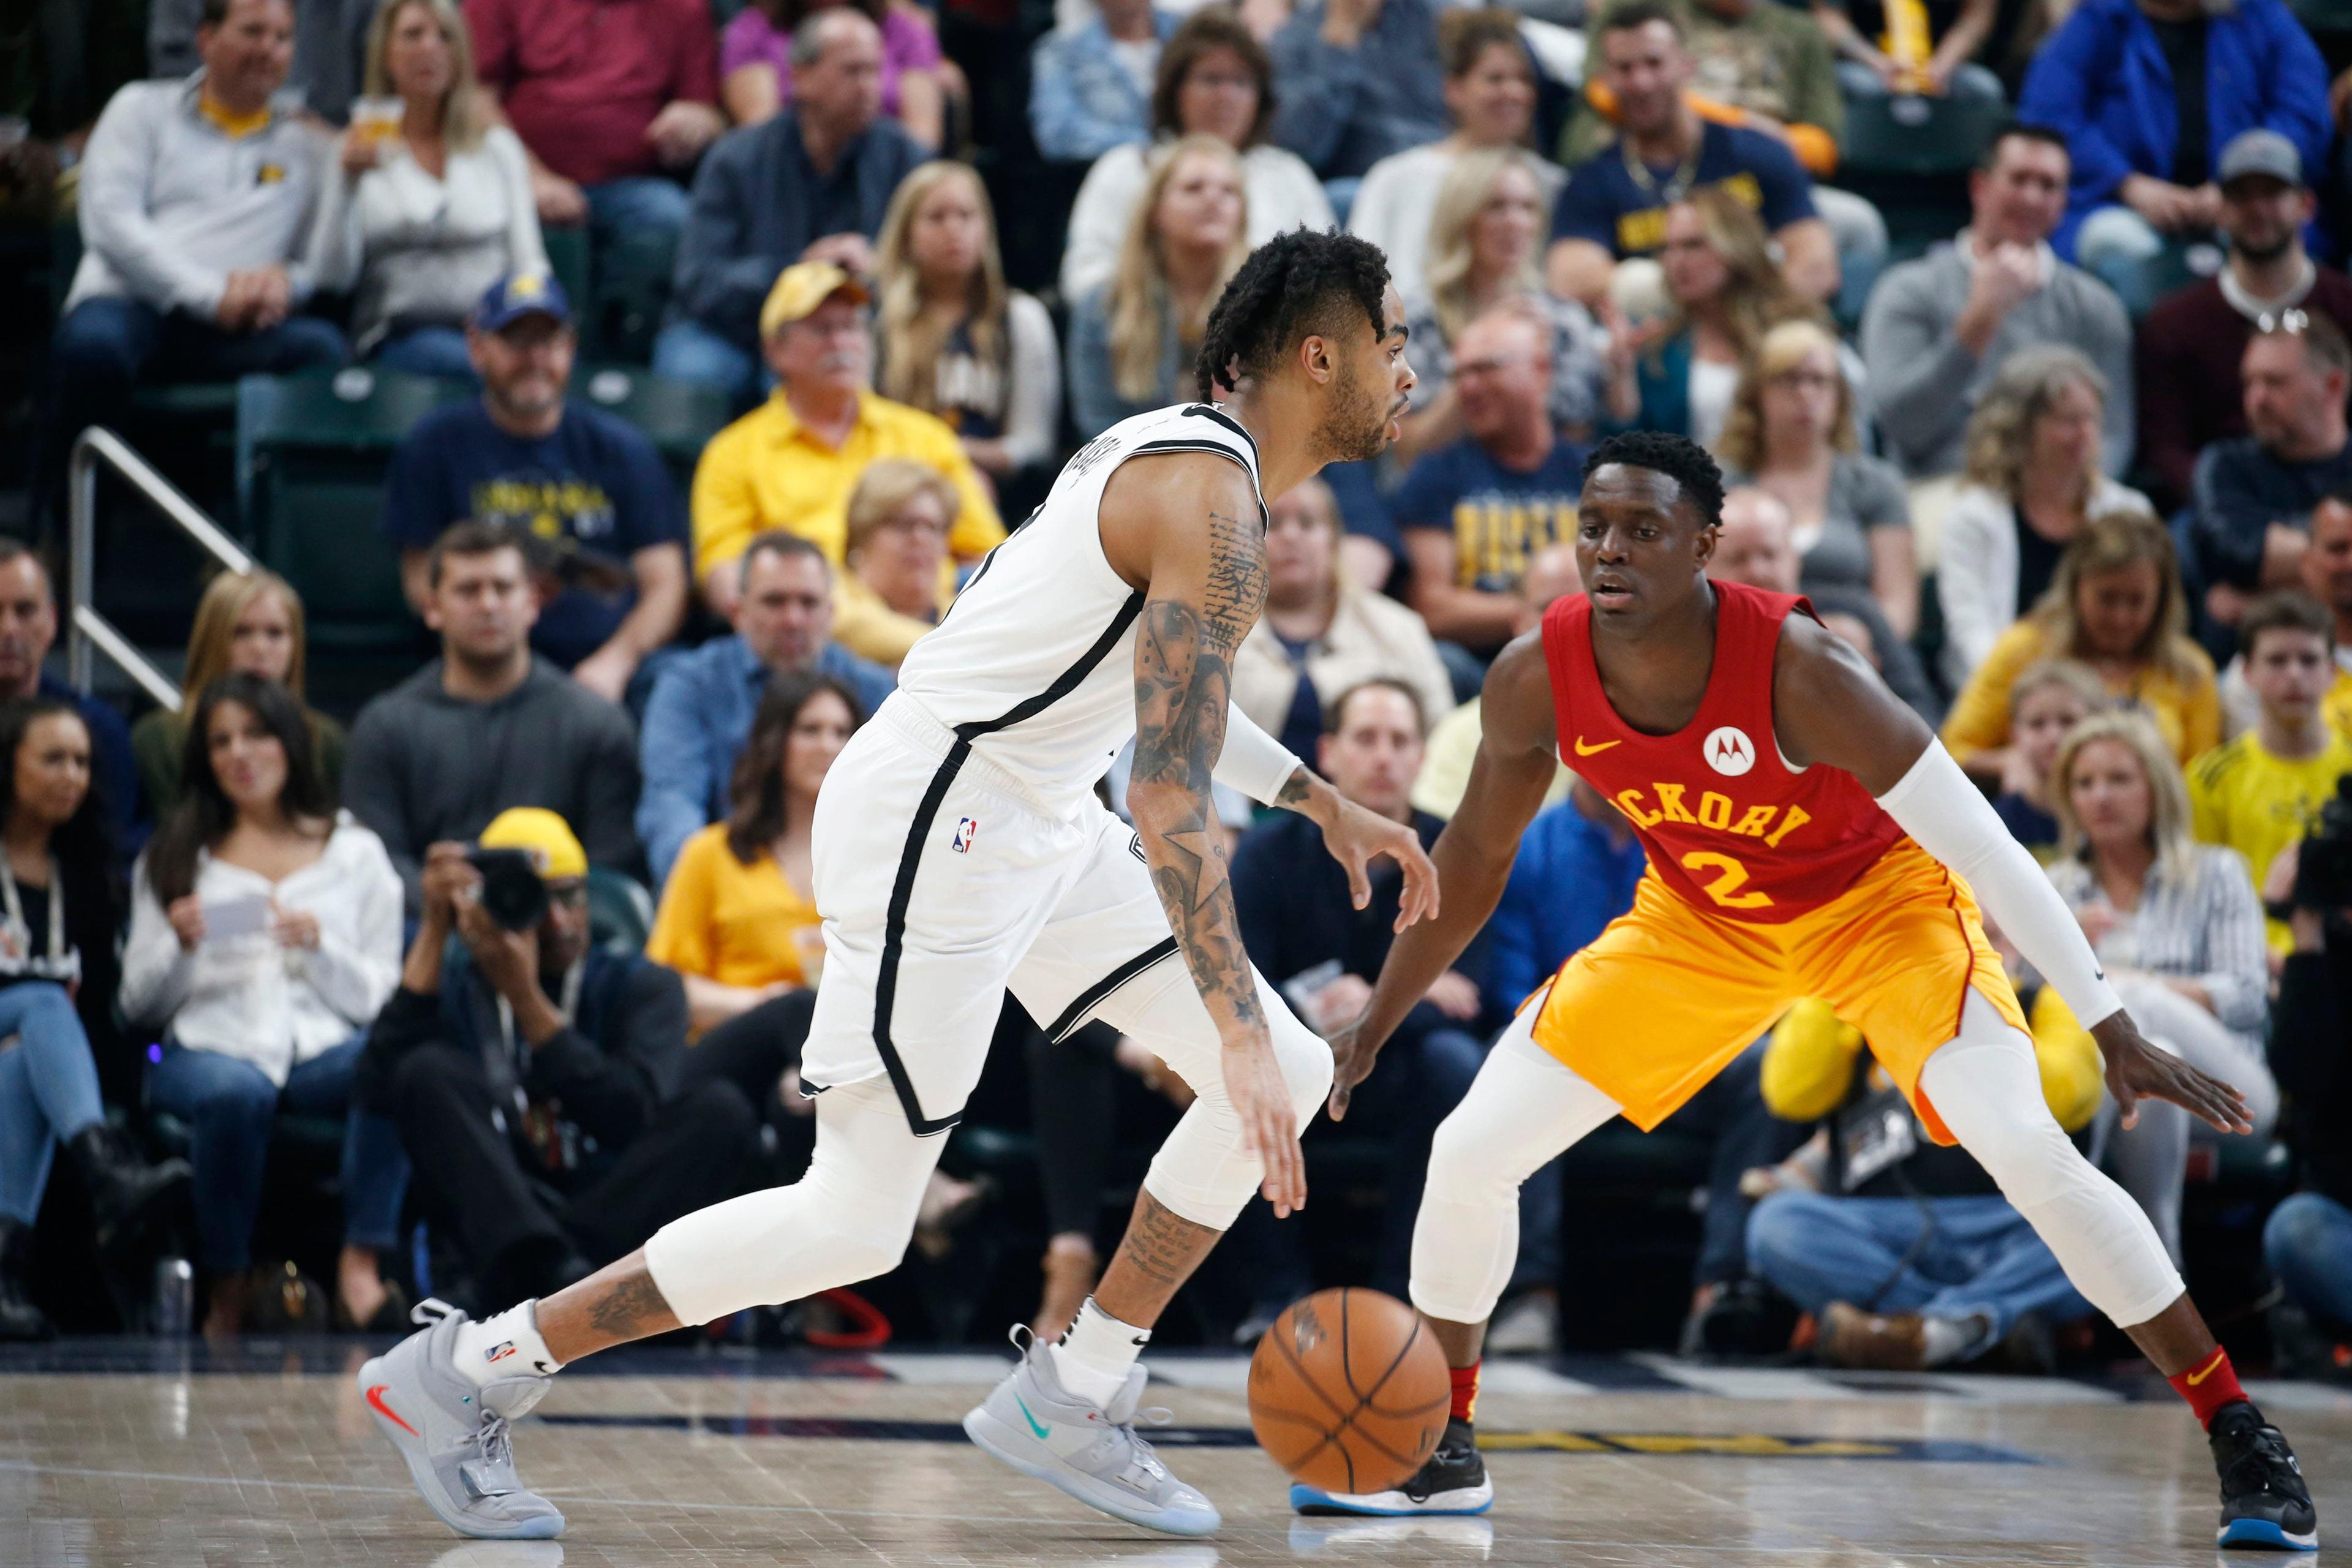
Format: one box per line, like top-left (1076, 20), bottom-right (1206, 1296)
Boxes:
top-left (2212, 1401), bottom-right (2319, 1550)
top-left (1290, 1417), bottom-right (1494, 1517)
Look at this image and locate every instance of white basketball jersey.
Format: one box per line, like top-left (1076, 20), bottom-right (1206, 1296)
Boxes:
top-left (894, 402), bottom-right (1267, 804)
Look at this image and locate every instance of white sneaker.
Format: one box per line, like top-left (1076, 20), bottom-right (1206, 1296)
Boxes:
top-left (358, 1299), bottom-right (564, 1540)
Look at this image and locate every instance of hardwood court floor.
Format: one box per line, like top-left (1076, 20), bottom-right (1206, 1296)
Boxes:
top-left (6, 1340), bottom-right (2351, 1566)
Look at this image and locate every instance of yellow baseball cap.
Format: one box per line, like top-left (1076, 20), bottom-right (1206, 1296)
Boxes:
top-left (478, 807), bottom-right (587, 880)
top-left (760, 260), bottom-right (870, 339)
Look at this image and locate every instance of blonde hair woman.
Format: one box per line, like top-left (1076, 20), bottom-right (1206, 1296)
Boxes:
top-left (1936, 345), bottom-right (2155, 689)
top-left (128, 571), bottom-right (345, 815)
top-left (306, 0), bottom-right (546, 377)
top-left (831, 458), bottom-right (962, 666)
top-left (1991, 658), bottom-right (2111, 859)
top-left (1392, 148), bottom-right (1618, 466)
top-left (873, 164), bottom-right (1060, 482)
top-left (1717, 319), bottom-right (1915, 637)
top-left (1066, 134), bottom-right (1247, 437)
top-left (1944, 509), bottom-right (2221, 780)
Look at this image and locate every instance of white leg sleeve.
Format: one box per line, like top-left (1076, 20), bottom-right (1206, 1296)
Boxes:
top-left (1409, 1006), bottom-right (1622, 1326)
top-left (1920, 992), bottom-right (2184, 1331)
top-left (642, 1077), bottom-right (943, 1327)
top-left (1099, 963), bottom-right (1336, 1231)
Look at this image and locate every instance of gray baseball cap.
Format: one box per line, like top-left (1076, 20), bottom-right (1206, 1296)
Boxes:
top-left (2218, 129), bottom-right (2304, 189)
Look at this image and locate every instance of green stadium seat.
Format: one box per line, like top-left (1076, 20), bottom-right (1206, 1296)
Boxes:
top-left (543, 224), bottom-right (592, 330)
top-left (587, 226), bottom-right (678, 366)
top-left (1840, 91), bottom-right (2010, 177)
top-left (586, 865), bottom-right (657, 954)
top-left (575, 366), bottom-right (733, 478)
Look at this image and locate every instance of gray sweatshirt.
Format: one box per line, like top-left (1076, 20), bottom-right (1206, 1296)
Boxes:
top-left (342, 658), bottom-right (643, 914)
top-left (1859, 237), bottom-right (2135, 482)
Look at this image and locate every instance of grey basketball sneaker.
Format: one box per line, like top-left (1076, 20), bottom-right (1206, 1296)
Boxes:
top-left (963, 1327), bottom-right (1219, 1537)
top-left (358, 1299), bottom-right (565, 1540)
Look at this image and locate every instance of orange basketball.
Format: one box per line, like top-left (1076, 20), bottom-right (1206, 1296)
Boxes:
top-left (1246, 1287), bottom-right (1451, 1495)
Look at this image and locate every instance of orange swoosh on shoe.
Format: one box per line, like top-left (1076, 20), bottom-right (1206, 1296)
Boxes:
top-left (365, 1383), bottom-right (420, 1436)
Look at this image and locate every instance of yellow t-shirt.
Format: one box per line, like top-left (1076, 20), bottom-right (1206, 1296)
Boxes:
top-left (1943, 620), bottom-right (2222, 769)
top-left (645, 823), bottom-right (823, 991)
top-left (2188, 727), bottom-right (2352, 951)
top-left (688, 391), bottom-right (1004, 579)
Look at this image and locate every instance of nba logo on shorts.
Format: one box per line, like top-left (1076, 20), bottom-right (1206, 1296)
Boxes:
top-left (1703, 726), bottom-right (1755, 777)
top-left (952, 817), bottom-right (979, 853)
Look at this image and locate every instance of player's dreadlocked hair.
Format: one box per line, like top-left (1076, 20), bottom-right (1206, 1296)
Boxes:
top-left (1194, 229), bottom-right (1391, 400)
top-left (1581, 431), bottom-right (1727, 528)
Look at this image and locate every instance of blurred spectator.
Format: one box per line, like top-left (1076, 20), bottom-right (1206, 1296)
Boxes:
top-left (873, 164), bottom-right (1061, 488)
top-left (1227, 679), bottom-right (1490, 1327)
top-left (151, 0), bottom-right (372, 124)
top-left (1411, 542), bottom-right (1581, 816)
top-left (1945, 509), bottom-right (2220, 778)
top-left (1267, 0), bottom-right (1447, 184)
top-left (1395, 304), bottom-right (1588, 661)
top-left (654, 12), bottom-right (927, 398)
top-left (383, 273), bottom-right (689, 701)
top-left (637, 534), bottom-right (894, 884)
top-left (0, 698), bottom-right (189, 1341)
top-left (1068, 134), bottom-right (1248, 437)
top-left (2038, 710), bottom-right (2276, 1262)
top-left (1812, 0), bottom-right (2002, 102)
top-left (1029, 0), bottom-right (1175, 161)
top-left (1610, 191), bottom-right (1827, 451)
top-left (1349, 9), bottom-right (1561, 302)
top-left (1234, 478), bottom-right (1456, 761)
top-left (1546, 2), bottom-right (1837, 311)
top-left (1060, 11), bottom-right (1333, 303)
top-left (1936, 346), bottom-right (2154, 690)
top-left (1395, 148), bottom-right (1617, 466)
top-left (32, 0), bottom-right (346, 537)
top-left (305, 0), bottom-right (546, 380)
top-left (2260, 856), bottom-right (2352, 1341)
top-left (129, 571), bottom-right (346, 816)
top-left (1485, 780), bottom-right (1642, 1022)
top-left (1991, 658), bottom-right (2109, 858)
top-left (2190, 595), bottom-right (2352, 949)
top-left (2136, 130), bottom-right (2352, 511)
top-left (2189, 318), bottom-right (2352, 644)
top-left (689, 262), bottom-right (1001, 616)
top-left (1860, 124), bottom-right (2134, 483)
top-left (2016, 0), bottom-right (2328, 293)
top-left (727, 0), bottom-right (948, 151)
top-left (344, 522), bottom-right (643, 913)
top-left (128, 675), bottom-right (407, 1336)
top-left (1717, 318), bottom-right (1916, 638)
top-left (2220, 494), bottom-right (2352, 733)
top-left (363, 815), bottom-right (756, 1307)
top-left (0, 548), bottom-right (141, 856)
top-left (464, 0), bottom-right (722, 239)
top-left (834, 460), bottom-right (957, 666)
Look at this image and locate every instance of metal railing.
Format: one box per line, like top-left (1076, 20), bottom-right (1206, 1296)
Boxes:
top-left (68, 426), bottom-right (254, 713)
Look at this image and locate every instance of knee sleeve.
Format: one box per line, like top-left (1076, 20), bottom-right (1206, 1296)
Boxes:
top-left (1139, 995), bottom-right (1332, 1231)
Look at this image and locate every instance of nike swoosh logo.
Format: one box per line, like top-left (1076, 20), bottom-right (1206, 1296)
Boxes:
top-left (2185, 1349), bottom-right (2229, 1387)
top-left (1572, 736), bottom-right (1621, 756)
top-left (1013, 1392), bottom-right (1052, 1441)
top-left (365, 1384), bottom-right (420, 1436)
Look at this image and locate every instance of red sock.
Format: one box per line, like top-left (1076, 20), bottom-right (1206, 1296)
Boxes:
top-left (1448, 1361), bottom-right (1480, 1425)
top-left (2168, 1346), bottom-right (2248, 1430)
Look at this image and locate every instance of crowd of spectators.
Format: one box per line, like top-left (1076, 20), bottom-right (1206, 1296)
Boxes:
top-left (10, 0), bottom-right (2352, 1371)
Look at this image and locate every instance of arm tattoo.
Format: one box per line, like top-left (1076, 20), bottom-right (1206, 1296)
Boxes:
top-left (1133, 507), bottom-right (1269, 1036)
top-left (1275, 767), bottom-right (1311, 810)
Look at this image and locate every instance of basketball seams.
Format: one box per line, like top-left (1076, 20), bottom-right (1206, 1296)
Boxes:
top-left (1251, 1289), bottom-right (1449, 1495)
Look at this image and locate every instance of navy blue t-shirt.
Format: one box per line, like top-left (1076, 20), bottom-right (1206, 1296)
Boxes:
top-left (1392, 435), bottom-right (1589, 596)
top-left (1550, 121), bottom-right (1815, 259)
top-left (382, 400), bottom-right (688, 668)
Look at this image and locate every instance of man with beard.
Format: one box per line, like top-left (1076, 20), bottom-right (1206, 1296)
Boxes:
top-left (2138, 130), bottom-right (2352, 511)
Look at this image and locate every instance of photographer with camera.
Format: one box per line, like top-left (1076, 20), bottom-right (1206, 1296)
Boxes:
top-left (363, 809), bottom-right (761, 1308)
top-left (2258, 781), bottom-right (2352, 1348)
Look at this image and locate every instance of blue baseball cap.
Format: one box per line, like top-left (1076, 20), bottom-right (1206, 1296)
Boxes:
top-left (472, 270), bottom-right (572, 332)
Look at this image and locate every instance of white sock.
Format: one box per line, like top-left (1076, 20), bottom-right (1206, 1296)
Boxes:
top-left (451, 1300), bottom-right (562, 1384)
top-left (1049, 1296), bottom-right (1150, 1406)
top-left (1921, 1311), bottom-right (1990, 1368)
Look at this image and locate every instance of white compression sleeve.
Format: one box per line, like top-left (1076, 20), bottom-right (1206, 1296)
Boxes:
top-left (1212, 701), bottom-right (1304, 807)
top-left (1874, 740), bottom-right (2125, 1031)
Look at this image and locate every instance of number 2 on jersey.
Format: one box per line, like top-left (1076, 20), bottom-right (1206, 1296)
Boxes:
top-left (1680, 851), bottom-right (1773, 910)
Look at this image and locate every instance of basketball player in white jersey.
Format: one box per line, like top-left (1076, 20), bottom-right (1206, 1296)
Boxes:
top-left (356, 230), bottom-right (1434, 1541)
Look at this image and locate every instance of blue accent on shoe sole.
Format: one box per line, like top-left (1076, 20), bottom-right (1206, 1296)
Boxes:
top-left (962, 1406), bottom-right (1221, 1538)
top-left (1288, 1483), bottom-right (1493, 1517)
top-left (2217, 1517), bottom-right (2319, 1551)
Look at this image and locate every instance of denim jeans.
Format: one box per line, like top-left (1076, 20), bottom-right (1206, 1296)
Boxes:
top-left (2265, 1191), bottom-right (2352, 1335)
top-left (370, 325), bottom-right (477, 382)
top-left (651, 317), bottom-right (763, 402)
top-left (584, 174), bottom-right (692, 246)
top-left (1746, 1188), bottom-right (2093, 1344)
top-left (148, 1034), bottom-right (409, 1272)
top-left (0, 984), bottom-right (108, 1226)
top-left (1834, 59), bottom-right (2006, 102)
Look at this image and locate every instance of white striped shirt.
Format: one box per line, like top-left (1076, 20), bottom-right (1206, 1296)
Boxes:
top-left (2041, 844), bottom-right (2270, 1049)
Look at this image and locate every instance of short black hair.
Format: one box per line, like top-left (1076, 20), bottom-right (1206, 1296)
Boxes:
top-left (1980, 120), bottom-right (2070, 174)
top-left (426, 519), bottom-right (540, 590)
top-left (1581, 431), bottom-right (1725, 527)
top-left (1596, 0), bottom-right (1684, 40)
top-left (1195, 228), bottom-right (1390, 400)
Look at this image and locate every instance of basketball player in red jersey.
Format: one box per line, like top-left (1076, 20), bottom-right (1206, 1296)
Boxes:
top-left (1308, 432), bottom-right (2317, 1551)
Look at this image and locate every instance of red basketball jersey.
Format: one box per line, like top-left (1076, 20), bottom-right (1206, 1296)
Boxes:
top-left (1540, 579), bottom-right (1905, 924)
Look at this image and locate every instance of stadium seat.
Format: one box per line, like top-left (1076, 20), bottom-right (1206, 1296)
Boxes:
top-left (586, 865), bottom-right (657, 954)
top-left (575, 366), bottom-right (733, 483)
top-left (1839, 91), bottom-right (2010, 177)
top-left (587, 227), bottom-right (678, 366)
top-left (543, 223), bottom-right (592, 332)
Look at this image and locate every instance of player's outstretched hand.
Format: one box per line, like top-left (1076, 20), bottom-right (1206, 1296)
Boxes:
top-left (1319, 796), bottom-right (1441, 932)
top-left (1324, 1016), bottom-right (1381, 1123)
top-left (2094, 1014), bottom-right (2253, 1135)
top-left (1226, 1036), bottom-right (1306, 1216)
